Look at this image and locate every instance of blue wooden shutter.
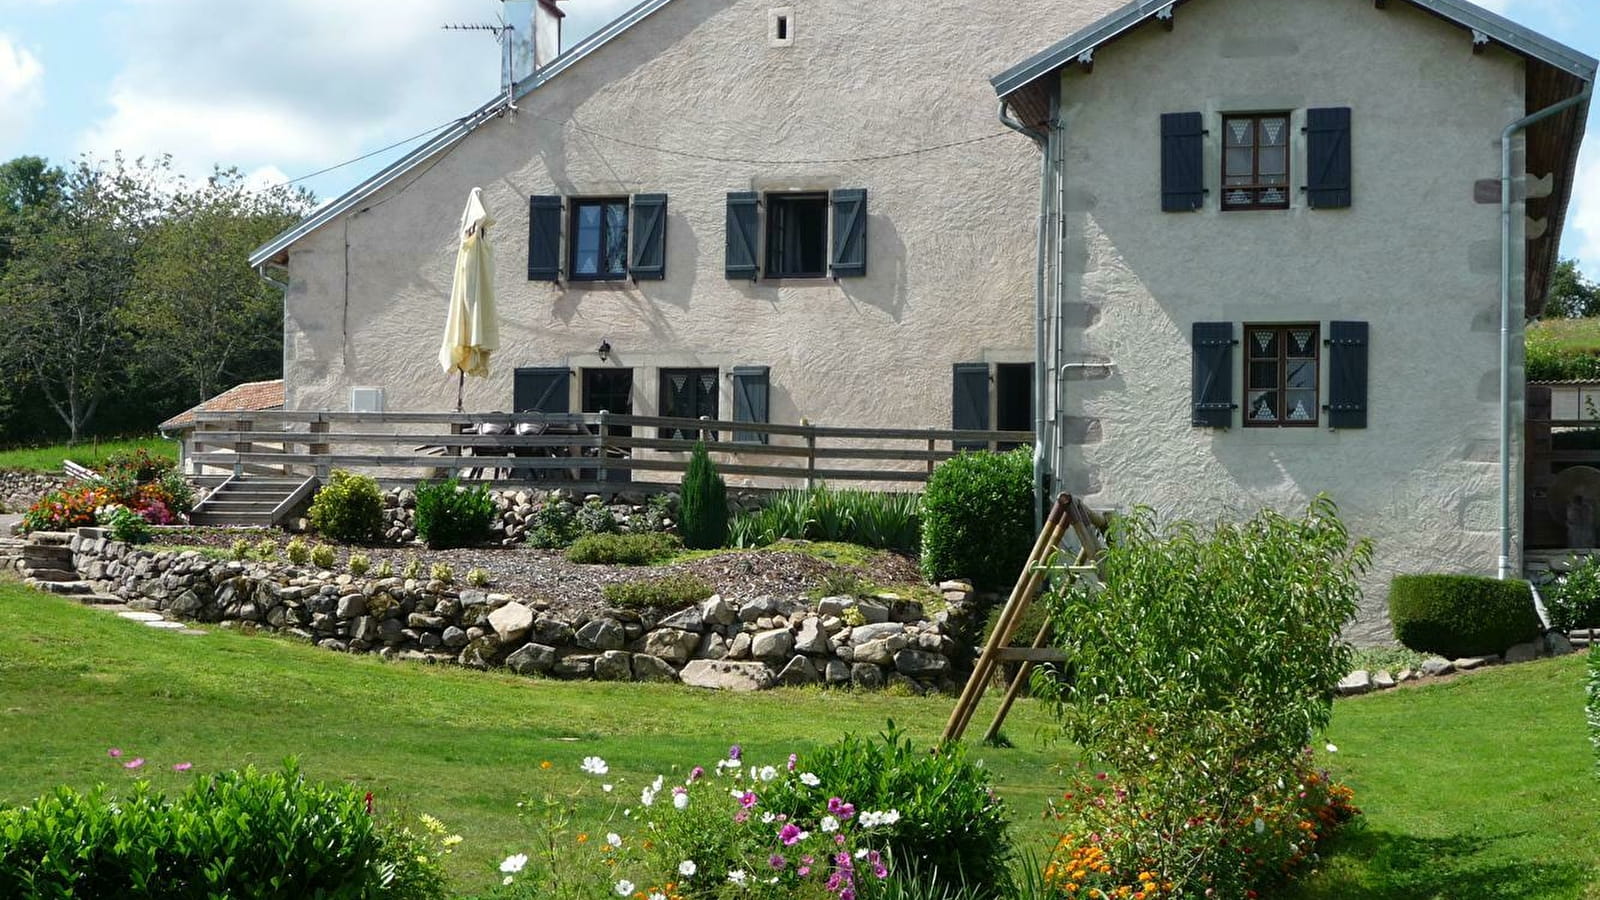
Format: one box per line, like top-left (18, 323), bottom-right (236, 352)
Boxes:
top-left (1161, 112), bottom-right (1206, 212)
top-left (629, 193), bottom-right (668, 280)
top-left (514, 367), bottom-right (570, 413)
top-left (1191, 322), bottom-right (1236, 427)
top-left (829, 188), bottom-right (867, 277)
top-left (952, 363), bottom-right (990, 451)
top-left (1326, 321), bottom-right (1368, 429)
top-left (1306, 107), bottom-right (1353, 209)
top-left (527, 195), bottom-right (563, 281)
top-left (725, 192), bottom-right (760, 280)
top-left (731, 366), bottom-right (770, 444)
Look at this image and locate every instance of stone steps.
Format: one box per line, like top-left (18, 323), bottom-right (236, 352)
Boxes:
top-left (27, 579), bottom-right (95, 595)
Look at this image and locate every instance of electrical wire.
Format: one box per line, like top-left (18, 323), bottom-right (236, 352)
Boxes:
top-left (280, 114), bottom-right (473, 186)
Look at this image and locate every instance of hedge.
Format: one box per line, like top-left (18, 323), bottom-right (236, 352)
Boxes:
top-left (1389, 574), bottom-right (1541, 658)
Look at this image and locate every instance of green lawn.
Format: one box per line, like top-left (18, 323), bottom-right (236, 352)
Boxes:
top-left (0, 581), bottom-right (1593, 897)
top-left (0, 435), bottom-right (176, 474)
top-left (1529, 317), bottom-right (1600, 356)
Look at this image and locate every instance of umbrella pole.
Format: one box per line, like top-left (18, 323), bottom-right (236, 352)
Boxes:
top-left (457, 370), bottom-right (464, 413)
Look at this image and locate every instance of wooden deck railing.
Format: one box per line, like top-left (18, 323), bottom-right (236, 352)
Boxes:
top-left (186, 410), bottom-right (1033, 493)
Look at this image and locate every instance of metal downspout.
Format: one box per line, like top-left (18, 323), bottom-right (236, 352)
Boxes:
top-left (1499, 83), bottom-right (1592, 580)
top-left (255, 263), bottom-right (289, 292)
top-left (1050, 87), bottom-right (1070, 507)
top-left (999, 101), bottom-right (1053, 530)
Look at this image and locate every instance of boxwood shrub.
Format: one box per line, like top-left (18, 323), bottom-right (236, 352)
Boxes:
top-left (921, 448), bottom-right (1034, 591)
top-left (0, 762), bottom-right (445, 898)
top-left (413, 477), bottom-right (494, 549)
top-left (1389, 574), bottom-right (1541, 658)
top-left (308, 469), bottom-right (385, 543)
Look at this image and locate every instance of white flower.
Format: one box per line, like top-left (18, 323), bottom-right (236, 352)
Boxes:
top-left (582, 756), bottom-right (610, 776)
top-left (758, 765), bottom-right (778, 782)
top-left (499, 853), bottom-right (528, 874)
top-left (607, 832), bottom-right (623, 848)
top-left (602, 783), bottom-right (614, 792)
top-left (503, 875), bottom-right (514, 885)
top-left (641, 787), bottom-right (656, 806)
top-left (730, 788), bottom-right (745, 799)
top-left (614, 879), bottom-right (635, 896)
top-left (761, 811), bottom-right (776, 823)
top-left (820, 815), bottom-right (839, 833)
top-left (855, 848), bottom-right (870, 860)
top-left (1325, 742), bottom-right (1339, 754)
top-left (859, 809), bottom-right (901, 828)
top-left (1254, 818), bottom-right (1266, 835)
top-left (728, 869), bottom-right (749, 886)
top-left (674, 791), bottom-right (690, 810)
top-left (652, 775), bottom-right (665, 792)
top-left (679, 859), bottom-right (698, 877)
top-left (649, 893), bottom-right (667, 900)
top-left (799, 772), bottom-right (820, 787)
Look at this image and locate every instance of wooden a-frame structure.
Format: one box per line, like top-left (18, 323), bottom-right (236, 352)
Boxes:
top-left (942, 493), bottom-right (1108, 744)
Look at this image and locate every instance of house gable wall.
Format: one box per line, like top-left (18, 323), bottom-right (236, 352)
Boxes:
top-left (1052, 0), bottom-right (1529, 642)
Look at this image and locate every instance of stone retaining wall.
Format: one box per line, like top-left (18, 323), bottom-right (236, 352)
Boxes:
top-left (0, 472), bottom-right (68, 514)
top-left (66, 528), bottom-right (972, 693)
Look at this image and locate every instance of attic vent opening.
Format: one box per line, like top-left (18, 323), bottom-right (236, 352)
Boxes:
top-left (768, 7), bottom-right (793, 46)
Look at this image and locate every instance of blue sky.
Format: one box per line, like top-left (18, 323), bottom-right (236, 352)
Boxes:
top-left (0, 0), bottom-right (1596, 277)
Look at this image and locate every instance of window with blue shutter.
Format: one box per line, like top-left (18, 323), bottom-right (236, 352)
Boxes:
top-left (952, 363), bottom-right (991, 451)
top-left (726, 192), bottom-right (760, 280)
top-left (629, 193), bottom-right (668, 280)
top-left (829, 188), bottom-right (867, 277)
top-left (1305, 107), bottom-right (1353, 209)
top-left (1161, 112), bottom-right (1206, 212)
top-left (1326, 321), bottom-right (1368, 428)
top-left (1191, 322), bottom-right (1236, 427)
top-left (731, 366), bottom-right (770, 444)
top-left (514, 367), bottom-right (570, 413)
top-left (527, 196), bottom-right (563, 281)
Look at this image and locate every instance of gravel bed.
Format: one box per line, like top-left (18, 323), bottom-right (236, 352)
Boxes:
top-left (149, 529), bottom-right (926, 621)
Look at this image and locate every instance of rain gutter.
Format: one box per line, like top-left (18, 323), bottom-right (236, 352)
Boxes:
top-left (998, 101), bottom-right (1053, 530)
top-left (1499, 81), bottom-right (1592, 580)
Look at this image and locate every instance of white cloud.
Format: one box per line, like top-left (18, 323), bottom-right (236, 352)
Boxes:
top-left (76, 0), bottom-right (506, 181)
top-left (1569, 142), bottom-right (1600, 281)
top-left (0, 33), bottom-right (44, 153)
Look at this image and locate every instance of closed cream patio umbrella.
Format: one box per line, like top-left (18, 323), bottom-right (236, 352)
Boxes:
top-left (439, 187), bottom-right (499, 411)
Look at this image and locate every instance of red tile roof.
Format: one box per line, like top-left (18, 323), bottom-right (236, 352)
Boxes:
top-left (158, 379), bottom-right (285, 432)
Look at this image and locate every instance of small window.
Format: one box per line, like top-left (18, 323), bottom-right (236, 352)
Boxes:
top-left (995, 363), bottom-right (1034, 450)
top-left (351, 387), bottom-right (384, 413)
top-left (569, 198), bottom-right (629, 279)
top-left (1221, 114), bottom-right (1290, 210)
top-left (1245, 324), bottom-right (1319, 427)
top-left (659, 367), bottom-right (719, 439)
top-left (769, 7), bottom-right (794, 46)
top-left (765, 193), bottom-right (829, 278)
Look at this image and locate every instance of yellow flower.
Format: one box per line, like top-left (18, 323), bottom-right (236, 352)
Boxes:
top-left (442, 835), bottom-right (463, 847)
top-left (540, 760), bottom-right (553, 770)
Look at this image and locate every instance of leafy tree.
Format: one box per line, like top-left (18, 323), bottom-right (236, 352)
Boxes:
top-left (0, 155), bottom-right (166, 443)
top-left (126, 168), bottom-right (310, 405)
top-left (1543, 258), bottom-right (1600, 319)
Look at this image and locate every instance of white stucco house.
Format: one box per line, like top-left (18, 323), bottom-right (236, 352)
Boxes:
top-left (250, 0), bottom-right (1594, 640)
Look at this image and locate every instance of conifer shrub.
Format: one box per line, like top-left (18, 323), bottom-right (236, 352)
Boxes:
top-left (413, 478), bottom-right (494, 549)
top-left (1389, 574), bottom-right (1541, 658)
top-left (307, 469), bottom-right (385, 544)
top-left (679, 441), bottom-right (727, 550)
top-left (921, 448), bottom-right (1034, 591)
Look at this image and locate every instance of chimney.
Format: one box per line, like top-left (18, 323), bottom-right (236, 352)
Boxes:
top-left (501, 0), bottom-right (562, 87)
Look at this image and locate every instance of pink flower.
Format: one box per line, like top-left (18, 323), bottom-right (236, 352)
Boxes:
top-left (787, 753), bottom-right (798, 771)
top-left (827, 797), bottom-right (855, 819)
top-left (768, 854), bottom-right (787, 871)
top-left (124, 758), bottom-right (144, 769)
top-left (689, 766), bottom-right (705, 782)
top-left (172, 762), bottom-right (193, 772)
top-left (107, 748), bottom-right (122, 759)
top-left (778, 823), bottom-right (806, 846)
top-left (739, 791), bottom-right (758, 809)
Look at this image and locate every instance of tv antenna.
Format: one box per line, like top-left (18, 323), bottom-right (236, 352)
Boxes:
top-left (443, 18), bottom-right (518, 113)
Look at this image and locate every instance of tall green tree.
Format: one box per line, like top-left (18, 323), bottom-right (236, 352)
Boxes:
top-left (1543, 258), bottom-right (1600, 319)
top-left (125, 168), bottom-right (310, 406)
top-left (0, 155), bottom-right (165, 443)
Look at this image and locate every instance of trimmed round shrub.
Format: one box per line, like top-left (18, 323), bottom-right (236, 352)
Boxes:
top-left (307, 469), bottom-right (385, 543)
top-left (412, 477), bottom-right (494, 549)
top-left (1389, 574), bottom-right (1541, 658)
top-left (921, 448), bottom-right (1034, 591)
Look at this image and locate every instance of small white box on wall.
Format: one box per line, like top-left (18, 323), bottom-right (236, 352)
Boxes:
top-left (351, 387), bottom-right (385, 413)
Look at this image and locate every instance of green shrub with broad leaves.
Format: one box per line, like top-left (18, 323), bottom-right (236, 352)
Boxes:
top-left (679, 441), bottom-right (727, 550)
top-left (566, 532), bottom-right (680, 566)
top-left (729, 485), bottom-right (921, 552)
top-left (602, 573), bottom-right (714, 609)
top-left (1035, 497), bottom-right (1370, 897)
top-left (0, 761), bottom-right (447, 899)
top-left (1389, 574), bottom-right (1541, 658)
top-left (1546, 554), bottom-right (1600, 632)
top-left (921, 449), bottom-right (1033, 591)
top-left (413, 478), bottom-right (494, 549)
top-left (308, 469), bottom-right (385, 543)
top-left (526, 498), bottom-right (579, 549)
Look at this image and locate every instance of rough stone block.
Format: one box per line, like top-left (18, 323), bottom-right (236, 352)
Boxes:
top-left (680, 659), bottom-right (775, 692)
top-left (506, 643), bottom-right (556, 675)
top-left (488, 602), bottom-right (534, 643)
top-left (631, 654), bottom-right (679, 683)
top-left (594, 650), bottom-right (633, 681)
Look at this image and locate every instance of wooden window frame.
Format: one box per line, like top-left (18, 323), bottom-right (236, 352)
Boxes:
top-left (1244, 323), bottom-right (1320, 428)
top-left (764, 192), bottom-right (830, 279)
top-left (658, 367), bottom-right (719, 440)
top-left (1221, 113), bottom-right (1291, 211)
top-left (568, 197), bottom-right (630, 281)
